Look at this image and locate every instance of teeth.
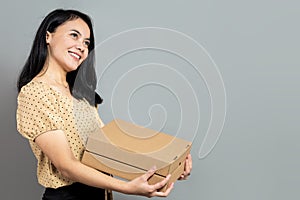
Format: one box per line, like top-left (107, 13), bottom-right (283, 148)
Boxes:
top-left (69, 52), bottom-right (80, 59)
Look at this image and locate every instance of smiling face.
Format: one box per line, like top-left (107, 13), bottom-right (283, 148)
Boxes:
top-left (45, 18), bottom-right (91, 72)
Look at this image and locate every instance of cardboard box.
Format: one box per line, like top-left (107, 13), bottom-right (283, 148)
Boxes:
top-left (82, 119), bottom-right (191, 191)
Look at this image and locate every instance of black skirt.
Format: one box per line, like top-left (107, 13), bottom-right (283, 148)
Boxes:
top-left (42, 182), bottom-right (106, 200)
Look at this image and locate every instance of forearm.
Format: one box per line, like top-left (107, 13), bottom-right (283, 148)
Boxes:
top-left (60, 159), bottom-right (131, 194)
top-left (34, 130), bottom-right (171, 197)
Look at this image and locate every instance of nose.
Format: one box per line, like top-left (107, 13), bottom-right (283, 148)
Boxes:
top-left (76, 43), bottom-right (84, 52)
top-left (76, 39), bottom-right (85, 52)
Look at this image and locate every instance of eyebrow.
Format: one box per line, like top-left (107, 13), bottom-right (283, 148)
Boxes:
top-left (70, 29), bottom-right (90, 41)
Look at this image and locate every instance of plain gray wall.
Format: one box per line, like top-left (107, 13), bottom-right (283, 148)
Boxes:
top-left (1, 0), bottom-right (300, 199)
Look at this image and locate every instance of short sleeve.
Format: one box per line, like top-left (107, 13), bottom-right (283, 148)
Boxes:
top-left (16, 83), bottom-right (63, 141)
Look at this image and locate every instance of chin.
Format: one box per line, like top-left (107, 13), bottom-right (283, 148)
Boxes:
top-left (65, 66), bottom-right (79, 73)
top-left (66, 62), bottom-right (82, 72)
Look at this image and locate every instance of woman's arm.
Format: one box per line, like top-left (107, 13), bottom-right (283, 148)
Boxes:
top-left (35, 130), bottom-right (173, 198)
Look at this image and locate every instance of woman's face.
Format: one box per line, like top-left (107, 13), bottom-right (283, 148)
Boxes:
top-left (46, 18), bottom-right (91, 72)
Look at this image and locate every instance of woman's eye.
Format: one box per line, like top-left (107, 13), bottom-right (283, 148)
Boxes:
top-left (70, 33), bottom-right (78, 38)
top-left (84, 40), bottom-right (90, 47)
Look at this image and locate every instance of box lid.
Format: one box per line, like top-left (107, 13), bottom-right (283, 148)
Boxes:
top-left (85, 119), bottom-right (191, 176)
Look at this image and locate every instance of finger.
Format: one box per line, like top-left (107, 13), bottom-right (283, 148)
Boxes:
top-left (185, 157), bottom-right (191, 175)
top-left (188, 154), bottom-right (193, 170)
top-left (179, 173), bottom-right (188, 180)
top-left (143, 166), bottom-right (157, 181)
top-left (152, 182), bottom-right (174, 197)
top-left (184, 154), bottom-right (192, 175)
top-left (180, 158), bottom-right (190, 177)
top-left (178, 158), bottom-right (192, 180)
top-left (179, 174), bottom-right (185, 180)
top-left (153, 174), bottom-right (171, 190)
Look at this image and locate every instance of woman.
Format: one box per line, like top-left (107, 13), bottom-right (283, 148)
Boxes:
top-left (16, 9), bottom-right (192, 200)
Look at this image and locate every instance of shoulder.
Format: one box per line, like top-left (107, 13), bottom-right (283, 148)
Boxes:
top-left (19, 80), bottom-right (51, 94)
top-left (18, 80), bottom-right (59, 104)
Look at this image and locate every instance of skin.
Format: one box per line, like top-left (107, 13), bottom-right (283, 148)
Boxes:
top-left (33, 18), bottom-right (192, 198)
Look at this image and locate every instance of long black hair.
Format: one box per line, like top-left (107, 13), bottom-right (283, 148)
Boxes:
top-left (17, 9), bottom-right (102, 106)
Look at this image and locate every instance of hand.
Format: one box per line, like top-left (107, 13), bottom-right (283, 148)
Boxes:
top-left (178, 154), bottom-right (192, 180)
top-left (126, 166), bottom-right (174, 198)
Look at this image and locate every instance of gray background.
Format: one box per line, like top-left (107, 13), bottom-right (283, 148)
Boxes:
top-left (1, 0), bottom-right (299, 199)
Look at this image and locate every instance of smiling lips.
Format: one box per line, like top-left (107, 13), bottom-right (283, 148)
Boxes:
top-left (68, 51), bottom-right (81, 60)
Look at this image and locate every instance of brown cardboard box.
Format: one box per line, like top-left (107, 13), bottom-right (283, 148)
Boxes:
top-left (82, 119), bottom-right (191, 191)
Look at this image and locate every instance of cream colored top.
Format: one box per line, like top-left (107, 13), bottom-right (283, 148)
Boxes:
top-left (16, 80), bottom-right (104, 188)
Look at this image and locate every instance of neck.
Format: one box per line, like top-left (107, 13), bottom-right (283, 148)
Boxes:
top-left (39, 62), bottom-right (68, 87)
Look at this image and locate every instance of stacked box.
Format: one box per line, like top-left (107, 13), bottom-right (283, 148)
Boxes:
top-left (82, 119), bottom-right (191, 191)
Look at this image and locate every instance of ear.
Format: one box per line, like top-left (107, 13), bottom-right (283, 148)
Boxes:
top-left (46, 31), bottom-right (52, 44)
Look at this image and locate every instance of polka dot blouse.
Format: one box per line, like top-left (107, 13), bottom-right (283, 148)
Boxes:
top-left (16, 80), bottom-right (104, 188)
